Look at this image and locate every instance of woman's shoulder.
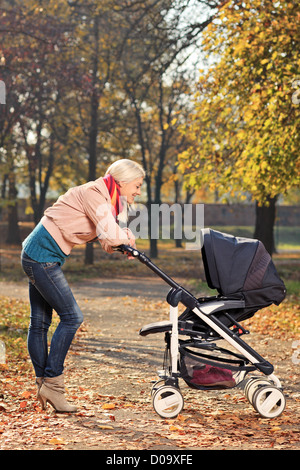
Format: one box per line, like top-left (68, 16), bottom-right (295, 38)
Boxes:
top-left (82, 177), bottom-right (110, 200)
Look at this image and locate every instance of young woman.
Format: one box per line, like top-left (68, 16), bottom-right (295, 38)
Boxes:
top-left (21, 159), bottom-right (145, 412)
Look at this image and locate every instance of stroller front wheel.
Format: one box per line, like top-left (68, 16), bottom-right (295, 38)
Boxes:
top-left (152, 385), bottom-right (184, 419)
top-left (252, 385), bottom-right (286, 419)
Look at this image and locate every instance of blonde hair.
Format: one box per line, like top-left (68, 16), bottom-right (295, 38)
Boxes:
top-left (105, 159), bottom-right (145, 223)
top-left (105, 159), bottom-right (145, 184)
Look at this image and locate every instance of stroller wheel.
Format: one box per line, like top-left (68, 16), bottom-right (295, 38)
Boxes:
top-left (244, 378), bottom-right (271, 405)
top-left (151, 380), bottom-right (165, 396)
top-left (252, 385), bottom-right (286, 419)
top-left (152, 386), bottom-right (184, 419)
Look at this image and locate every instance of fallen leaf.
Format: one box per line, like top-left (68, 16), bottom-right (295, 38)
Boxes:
top-left (169, 425), bottom-right (183, 432)
top-left (49, 438), bottom-right (66, 445)
top-left (176, 414), bottom-right (187, 422)
top-left (102, 403), bottom-right (116, 410)
top-left (270, 426), bottom-right (281, 432)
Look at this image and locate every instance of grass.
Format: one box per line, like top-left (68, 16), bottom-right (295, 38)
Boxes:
top-left (210, 226), bottom-right (300, 251)
top-left (0, 296), bottom-right (59, 367)
top-left (0, 226), bottom-right (299, 287)
top-left (0, 226), bottom-right (299, 305)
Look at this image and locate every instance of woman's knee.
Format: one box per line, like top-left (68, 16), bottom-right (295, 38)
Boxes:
top-left (60, 309), bottom-right (83, 329)
top-left (75, 310), bottom-right (84, 327)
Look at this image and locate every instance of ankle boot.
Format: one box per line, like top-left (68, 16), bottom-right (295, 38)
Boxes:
top-left (36, 377), bottom-right (44, 390)
top-left (35, 377), bottom-right (44, 399)
top-left (39, 374), bottom-right (77, 413)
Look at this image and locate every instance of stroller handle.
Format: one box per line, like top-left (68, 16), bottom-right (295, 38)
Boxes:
top-left (114, 244), bottom-right (178, 286)
top-left (115, 244), bottom-right (198, 309)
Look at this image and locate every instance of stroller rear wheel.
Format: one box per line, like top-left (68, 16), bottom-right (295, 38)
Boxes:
top-left (152, 385), bottom-right (184, 419)
top-left (252, 385), bottom-right (286, 419)
top-left (244, 378), bottom-right (271, 405)
top-left (151, 379), bottom-right (165, 396)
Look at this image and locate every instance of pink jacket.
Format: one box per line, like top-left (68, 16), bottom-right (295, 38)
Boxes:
top-left (41, 177), bottom-right (131, 255)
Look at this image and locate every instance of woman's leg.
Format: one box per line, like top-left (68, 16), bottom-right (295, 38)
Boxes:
top-left (22, 253), bottom-right (83, 378)
top-left (27, 282), bottom-right (53, 378)
top-left (38, 265), bottom-right (83, 378)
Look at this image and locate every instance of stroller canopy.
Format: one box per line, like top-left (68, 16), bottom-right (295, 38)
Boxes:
top-left (201, 228), bottom-right (286, 312)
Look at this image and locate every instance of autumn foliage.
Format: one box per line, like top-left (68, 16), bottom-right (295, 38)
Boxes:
top-left (178, 0), bottom-right (300, 204)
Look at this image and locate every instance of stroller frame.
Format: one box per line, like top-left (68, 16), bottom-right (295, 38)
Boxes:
top-left (117, 241), bottom-right (286, 420)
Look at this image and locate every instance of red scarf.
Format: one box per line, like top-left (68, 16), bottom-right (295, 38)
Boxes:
top-left (103, 174), bottom-right (122, 219)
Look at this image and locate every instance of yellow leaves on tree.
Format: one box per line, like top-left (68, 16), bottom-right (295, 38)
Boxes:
top-left (178, 0), bottom-right (300, 204)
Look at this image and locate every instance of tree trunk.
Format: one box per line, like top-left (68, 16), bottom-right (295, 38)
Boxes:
top-left (174, 177), bottom-right (182, 248)
top-left (6, 171), bottom-right (21, 245)
top-left (253, 195), bottom-right (277, 255)
top-left (37, 132), bottom-right (55, 223)
top-left (149, 230), bottom-right (158, 258)
top-left (85, 15), bottom-right (100, 265)
top-left (131, 96), bottom-right (159, 258)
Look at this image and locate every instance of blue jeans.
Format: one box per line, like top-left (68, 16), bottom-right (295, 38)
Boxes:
top-left (21, 251), bottom-right (83, 378)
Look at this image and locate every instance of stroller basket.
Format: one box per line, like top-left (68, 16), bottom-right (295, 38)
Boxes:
top-left (179, 342), bottom-right (255, 390)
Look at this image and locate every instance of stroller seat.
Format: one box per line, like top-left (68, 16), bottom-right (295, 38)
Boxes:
top-left (139, 318), bottom-right (222, 340)
top-left (140, 297), bottom-right (247, 339)
top-left (140, 320), bottom-right (172, 336)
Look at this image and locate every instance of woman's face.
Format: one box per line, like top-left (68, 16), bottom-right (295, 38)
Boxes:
top-left (119, 177), bottom-right (143, 204)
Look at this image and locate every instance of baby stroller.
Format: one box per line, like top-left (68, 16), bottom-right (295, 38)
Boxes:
top-left (117, 228), bottom-right (287, 419)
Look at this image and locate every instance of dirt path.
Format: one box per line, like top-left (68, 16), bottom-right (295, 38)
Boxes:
top-left (0, 278), bottom-right (299, 451)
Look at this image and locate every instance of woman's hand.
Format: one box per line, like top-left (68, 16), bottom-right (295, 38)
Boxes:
top-left (122, 228), bottom-right (136, 259)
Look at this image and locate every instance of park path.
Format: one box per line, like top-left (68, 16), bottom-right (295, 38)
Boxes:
top-left (0, 277), bottom-right (299, 451)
